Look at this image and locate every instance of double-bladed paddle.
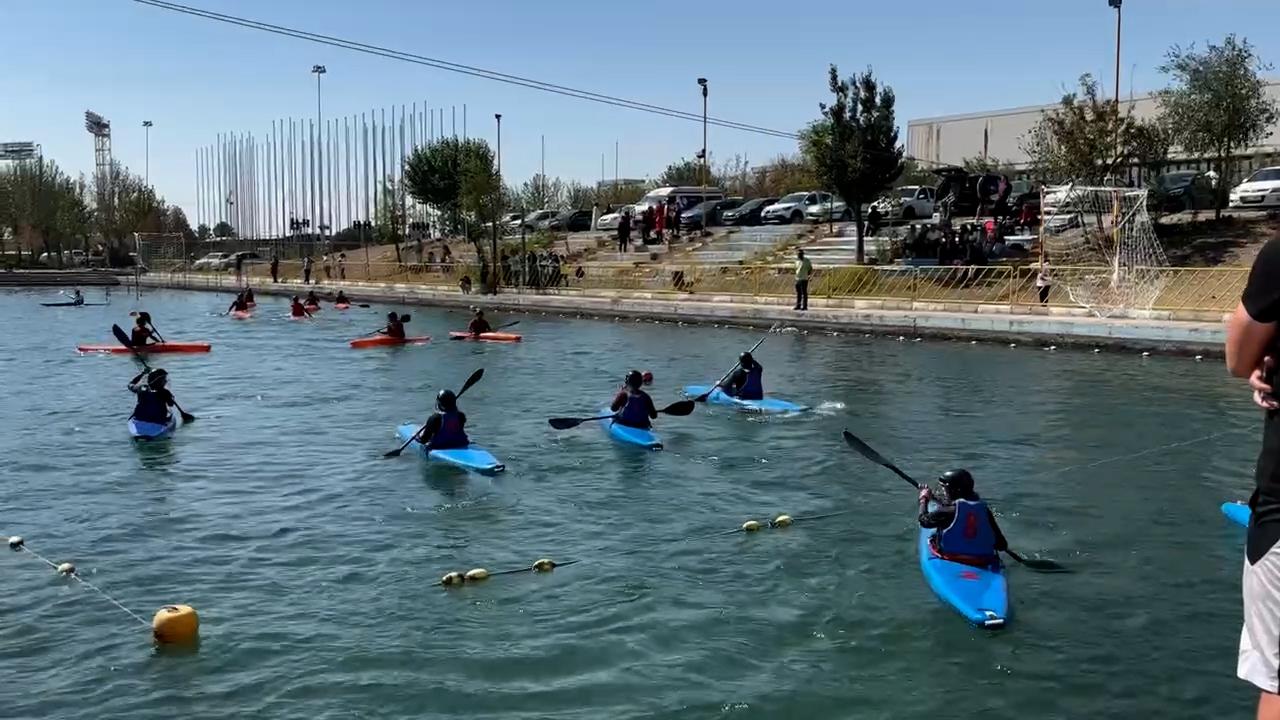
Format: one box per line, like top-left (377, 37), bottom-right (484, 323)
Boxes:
top-left (694, 335), bottom-right (767, 402)
top-left (840, 429), bottom-right (1067, 573)
top-left (384, 368), bottom-right (484, 458)
top-left (548, 399), bottom-right (695, 430)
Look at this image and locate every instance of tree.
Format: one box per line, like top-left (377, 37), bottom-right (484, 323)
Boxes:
top-left (753, 154), bottom-right (821, 197)
top-left (1157, 34), bottom-right (1279, 218)
top-left (896, 158), bottom-right (937, 188)
top-left (801, 65), bottom-right (904, 263)
top-left (212, 221), bottom-right (235, 237)
top-left (961, 156), bottom-right (1015, 176)
top-left (564, 180), bottom-right (595, 210)
top-left (517, 173), bottom-right (566, 211)
top-left (1020, 74), bottom-right (1132, 185)
top-left (1126, 118), bottom-right (1173, 183)
top-left (196, 223), bottom-right (211, 241)
top-left (403, 137), bottom-right (502, 237)
top-left (658, 157), bottom-right (718, 187)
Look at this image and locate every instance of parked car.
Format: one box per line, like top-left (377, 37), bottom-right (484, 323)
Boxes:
top-left (680, 198), bottom-right (744, 230)
top-left (635, 186), bottom-right (724, 219)
top-left (871, 186), bottom-right (936, 220)
top-left (501, 212), bottom-right (524, 234)
top-left (192, 251), bottom-right (232, 270)
top-left (721, 197), bottom-right (778, 226)
top-left (762, 192), bottom-right (825, 224)
top-left (39, 249), bottom-right (87, 266)
top-left (1151, 170), bottom-right (1217, 212)
top-left (520, 209), bottom-right (559, 232)
top-left (804, 193), bottom-right (850, 223)
top-left (1229, 166), bottom-right (1280, 209)
top-left (547, 209), bottom-right (594, 232)
top-left (229, 250), bottom-right (266, 268)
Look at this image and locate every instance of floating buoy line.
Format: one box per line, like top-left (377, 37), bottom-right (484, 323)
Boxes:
top-left (436, 510), bottom-right (853, 588)
top-left (6, 534), bottom-right (198, 645)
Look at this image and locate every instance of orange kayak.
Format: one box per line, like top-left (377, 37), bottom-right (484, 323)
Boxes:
top-left (448, 331), bottom-right (522, 343)
top-left (334, 303), bottom-right (351, 310)
top-left (348, 335), bottom-right (430, 349)
top-left (304, 304), bottom-right (321, 312)
top-left (230, 310), bottom-right (252, 320)
top-left (77, 342), bottom-right (212, 354)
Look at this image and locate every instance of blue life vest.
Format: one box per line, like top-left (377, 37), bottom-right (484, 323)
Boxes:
top-left (937, 499), bottom-right (997, 559)
top-left (431, 411), bottom-right (469, 449)
top-left (737, 364), bottom-right (764, 401)
top-left (132, 389), bottom-right (171, 425)
top-left (616, 391), bottom-right (652, 429)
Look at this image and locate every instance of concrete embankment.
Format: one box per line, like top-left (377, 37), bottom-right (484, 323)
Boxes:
top-left (1, 270), bottom-right (122, 287)
top-left (137, 273), bottom-right (1227, 356)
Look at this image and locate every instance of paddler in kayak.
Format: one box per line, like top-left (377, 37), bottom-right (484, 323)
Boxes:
top-left (611, 370), bottom-right (658, 429)
top-left (412, 389), bottom-right (469, 449)
top-left (244, 287), bottom-right (256, 305)
top-left (720, 352), bottom-right (764, 401)
top-left (468, 308), bottom-right (493, 336)
top-left (304, 290), bottom-right (321, 309)
top-left (227, 291), bottom-right (251, 314)
top-left (380, 311), bottom-right (406, 339)
top-left (642, 371), bottom-right (654, 386)
top-left (128, 368), bottom-right (176, 424)
top-left (70, 289), bottom-right (85, 306)
top-left (131, 315), bottom-right (158, 347)
top-left (334, 290), bottom-right (351, 306)
top-left (289, 296), bottom-right (311, 318)
top-left (918, 469), bottom-right (1008, 566)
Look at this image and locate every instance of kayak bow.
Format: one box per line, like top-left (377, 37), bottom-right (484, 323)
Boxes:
top-left (599, 408), bottom-right (662, 450)
top-left (681, 385), bottom-right (808, 415)
top-left (1222, 501), bottom-right (1251, 528)
top-left (394, 423), bottom-right (505, 474)
top-left (918, 504), bottom-right (1009, 628)
top-left (128, 415), bottom-right (177, 440)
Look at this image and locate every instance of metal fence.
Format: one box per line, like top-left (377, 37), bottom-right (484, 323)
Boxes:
top-left (141, 259), bottom-right (1247, 315)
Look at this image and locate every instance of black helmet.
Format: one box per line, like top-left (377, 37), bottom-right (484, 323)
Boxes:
top-left (436, 389), bottom-right (457, 411)
top-left (474, 308), bottom-right (484, 317)
top-left (625, 370), bottom-right (643, 389)
top-left (739, 352), bottom-right (754, 366)
top-left (147, 368), bottom-right (168, 388)
top-left (938, 469), bottom-right (975, 498)
top-left (387, 311), bottom-right (398, 321)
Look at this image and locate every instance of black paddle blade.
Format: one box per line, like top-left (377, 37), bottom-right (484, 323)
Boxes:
top-left (383, 447), bottom-right (405, 458)
top-left (1006, 550), bottom-right (1070, 573)
top-left (548, 417), bottom-right (584, 430)
top-left (841, 430), bottom-right (920, 489)
top-left (659, 400), bottom-right (695, 416)
top-left (180, 411), bottom-right (196, 424)
top-left (400, 314), bottom-right (411, 323)
top-left (112, 324), bottom-right (133, 348)
top-left (456, 368), bottom-right (484, 397)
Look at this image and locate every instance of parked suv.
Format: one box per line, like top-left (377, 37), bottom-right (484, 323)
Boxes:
top-left (1229, 166), bottom-right (1280, 209)
top-left (721, 197), bottom-right (778, 226)
top-left (192, 252), bottom-right (232, 270)
top-left (547, 209), bottom-right (594, 232)
top-left (871, 186), bottom-right (936, 220)
top-left (762, 192), bottom-right (824, 224)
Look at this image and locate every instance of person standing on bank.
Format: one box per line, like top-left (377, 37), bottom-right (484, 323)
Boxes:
top-left (794, 249), bottom-right (812, 311)
top-left (1035, 262), bottom-right (1052, 304)
top-left (1226, 235), bottom-right (1280, 719)
top-left (618, 208), bottom-right (632, 254)
top-left (270, 253), bottom-right (279, 284)
top-left (302, 255), bottom-right (313, 285)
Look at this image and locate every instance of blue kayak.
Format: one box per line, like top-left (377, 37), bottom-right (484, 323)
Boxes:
top-left (394, 423), bottom-right (505, 474)
top-left (128, 415), bottom-right (176, 440)
top-left (918, 510), bottom-right (1009, 628)
top-left (682, 385), bottom-right (808, 415)
top-left (598, 409), bottom-right (662, 450)
top-left (1222, 501), bottom-right (1251, 528)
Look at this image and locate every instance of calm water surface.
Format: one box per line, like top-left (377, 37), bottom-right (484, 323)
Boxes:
top-left (0, 287), bottom-right (1261, 719)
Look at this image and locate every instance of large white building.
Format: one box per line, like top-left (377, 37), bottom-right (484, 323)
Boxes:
top-left (906, 82), bottom-right (1280, 183)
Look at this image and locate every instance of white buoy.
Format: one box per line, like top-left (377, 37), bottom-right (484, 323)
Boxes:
top-left (1194, 355), bottom-right (1203, 362)
top-left (970, 340), bottom-right (978, 345)
top-left (1142, 351), bottom-right (1151, 358)
top-left (1093, 348), bottom-right (1102, 354)
top-left (1048, 345), bottom-right (1057, 351)
top-left (1009, 343), bottom-right (1017, 348)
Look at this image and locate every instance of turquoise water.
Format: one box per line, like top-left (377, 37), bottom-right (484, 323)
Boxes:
top-left (0, 287), bottom-right (1261, 718)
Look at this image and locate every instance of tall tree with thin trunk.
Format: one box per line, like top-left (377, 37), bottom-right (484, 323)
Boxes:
top-left (801, 65), bottom-right (904, 263)
top-left (1156, 34), bottom-right (1279, 219)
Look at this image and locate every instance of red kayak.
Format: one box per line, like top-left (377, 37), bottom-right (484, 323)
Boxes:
top-left (304, 304), bottom-right (321, 313)
top-left (334, 303), bottom-right (351, 310)
top-left (230, 310), bottom-right (252, 320)
top-left (448, 331), bottom-right (522, 343)
top-left (78, 341), bottom-right (212, 354)
top-left (348, 335), bottom-right (430, 349)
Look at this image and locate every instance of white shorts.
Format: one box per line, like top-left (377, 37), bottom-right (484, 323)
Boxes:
top-left (1240, 541), bottom-right (1280, 693)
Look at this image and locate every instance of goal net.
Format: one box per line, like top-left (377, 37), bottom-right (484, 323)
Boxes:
top-left (134, 233), bottom-right (189, 274)
top-left (1039, 185), bottom-right (1168, 318)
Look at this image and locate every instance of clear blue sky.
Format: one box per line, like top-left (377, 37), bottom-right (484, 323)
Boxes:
top-left (3, 0), bottom-right (1278, 223)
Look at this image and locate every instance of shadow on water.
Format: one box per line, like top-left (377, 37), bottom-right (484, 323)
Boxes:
top-left (133, 438), bottom-right (179, 472)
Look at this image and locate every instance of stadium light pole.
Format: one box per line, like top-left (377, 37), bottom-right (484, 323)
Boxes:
top-left (1108, 0), bottom-right (1122, 106)
top-left (493, 113), bottom-right (502, 295)
top-left (697, 78), bottom-right (708, 201)
top-left (312, 64), bottom-right (326, 237)
top-left (142, 120), bottom-right (153, 187)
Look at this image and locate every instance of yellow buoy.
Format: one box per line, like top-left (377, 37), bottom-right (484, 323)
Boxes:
top-left (152, 604), bottom-right (199, 644)
top-left (741, 520), bottom-right (762, 532)
top-left (464, 568), bottom-right (490, 582)
top-left (532, 558), bottom-right (556, 572)
top-left (57, 562), bottom-right (75, 575)
top-left (773, 514), bottom-right (794, 527)
top-left (441, 571), bottom-right (465, 586)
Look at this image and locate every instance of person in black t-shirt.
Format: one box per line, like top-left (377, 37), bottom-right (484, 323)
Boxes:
top-left (1227, 236), bottom-right (1280, 716)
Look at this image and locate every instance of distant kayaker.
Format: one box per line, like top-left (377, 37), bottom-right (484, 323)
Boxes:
top-left (381, 311), bottom-right (406, 339)
top-left (304, 290), bottom-right (321, 308)
top-left (128, 368), bottom-right (176, 425)
top-left (70, 289), bottom-right (84, 306)
top-left (227, 292), bottom-right (250, 313)
top-left (334, 290), bottom-right (350, 306)
top-left (642, 370), bottom-right (654, 386)
top-left (468, 309), bottom-right (492, 336)
top-left (289, 296), bottom-right (310, 318)
top-left (611, 370), bottom-right (658, 430)
top-left (721, 352), bottom-right (764, 401)
top-left (412, 389), bottom-right (470, 450)
top-left (131, 316), bottom-right (158, 346)
top-left (918, 469), bottom-right (1008, 566)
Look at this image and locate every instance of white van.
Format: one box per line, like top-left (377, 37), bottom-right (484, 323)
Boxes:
top-left (636, 186), bottom-right (724, 216)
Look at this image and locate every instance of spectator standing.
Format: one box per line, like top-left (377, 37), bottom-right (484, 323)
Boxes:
top-left (618, 209), bottom-right (633, 254)
top-left (655, 203), bottom-right (666, 243)
top-left (338, 252), bottom-right (347, 280)
top-left (234, 252), bottom-right (244, 285)
top-left (1226, 237), bottom-right (1280, 719)
top-left (322, 253), bottom-right (332, 280)
top-left (591, 202), bottom-right (601, 232)
top-left (1035, 262), bottom-right (1052, 304)
top-left (866, 206), bottom-right (883, 237)
top-left (666, 200), bottom-right (680, 243)
top-left (640, 206), bottom-right (654, 244)
top-left (794, 249), bottom-right (812, 311)
top-left (302, 255), bottom-right (313, 285)
top-left (270, 253), bottom-right (279, 283)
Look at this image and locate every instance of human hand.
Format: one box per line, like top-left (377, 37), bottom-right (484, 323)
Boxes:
top-left (918, 486), bottom-right (933, 502)
top-left (1252, 356), bottom-right (1278, 411)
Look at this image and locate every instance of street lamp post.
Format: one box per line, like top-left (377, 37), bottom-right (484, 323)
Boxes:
top-left (142, 120), bottom-right (153, 187)
top-left (1108, 1), bottom-right (1122, 105)
top-left (312, 64), bottom-right (326, 239)
top-left (697, 78), bottom-right (708, 218)
top-left (493, 113), bottom-right (502, 295)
